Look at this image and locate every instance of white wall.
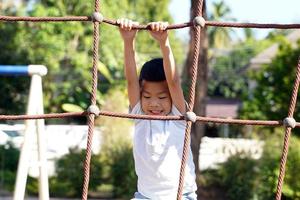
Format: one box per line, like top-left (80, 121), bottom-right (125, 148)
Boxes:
top-left (0, 124), bottom-right (101, 177)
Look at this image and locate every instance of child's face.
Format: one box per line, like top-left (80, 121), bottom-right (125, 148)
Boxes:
top-left (141, 80), bottom-right (172, 115)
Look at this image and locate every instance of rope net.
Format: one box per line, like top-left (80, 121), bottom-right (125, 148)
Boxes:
top-left (1, 0), bottom-right (300, 199)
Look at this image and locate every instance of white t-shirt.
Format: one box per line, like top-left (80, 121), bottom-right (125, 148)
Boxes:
top-left (130, 102), bottom-right (197, 200)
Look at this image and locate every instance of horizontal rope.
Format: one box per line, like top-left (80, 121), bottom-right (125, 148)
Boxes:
top-left (1, 111), bottom-right (300, 127)
top-left (103, 19), bottom-right (300, 29)
top-left (102, 19), bottom-right (192, 30)
top-left (206, 21), bottom-right (300, 29)
top-left (0, 15), bottom-right (90, 22)
top-left (196, 116), bottom-right (286, 126)
top-left (1, 15), bottom-right (300, 30)
top-left (0, 112), bottom-right (86, 120)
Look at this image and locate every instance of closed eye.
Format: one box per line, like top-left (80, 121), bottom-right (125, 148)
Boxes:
top-left (143, 96), bottom-right (150, 99)
top-left (159, 96), bottom-right (167, 99)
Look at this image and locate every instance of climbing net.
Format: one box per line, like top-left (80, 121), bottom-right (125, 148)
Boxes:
top-left (1, 0), bottom-right (300, 199)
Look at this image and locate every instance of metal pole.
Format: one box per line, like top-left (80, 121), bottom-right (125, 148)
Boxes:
top-left (12, 65), bottom-right (49, 200)
top-left (13, 75), bottom-right (38, 200)
top-left (35, 74), bottom-right (49, 200)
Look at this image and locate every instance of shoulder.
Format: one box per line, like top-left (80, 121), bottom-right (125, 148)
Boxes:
top-left (169, 105), bottom-right (186, 128)
top-left (129, 101), bottom-right (143, 115)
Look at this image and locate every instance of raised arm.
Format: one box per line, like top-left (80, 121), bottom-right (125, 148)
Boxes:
top-left (117, 18), bottom-right (140, 109)
top-left (148, 22), bottom-right (186, 114)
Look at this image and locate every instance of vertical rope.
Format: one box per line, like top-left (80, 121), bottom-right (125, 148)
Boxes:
top-left (82, 115), bottom-right (95, 200)
top-left (176, 122), bottom-right (192, 200)
top-left (90, 22), bottom-right (100, 105)
top-left (176, 0), bottom-right (204, 199)
top-left (94, 0), bottom-right (100, 12)
top-left (81, 1), bottom-right (101, 199)
top-left (186, 25), bottom-right (201, 112)
top-left (275, 58), bottom-right (300, 200)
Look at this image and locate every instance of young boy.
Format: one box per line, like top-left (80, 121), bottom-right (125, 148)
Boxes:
top-left (118, 18), bottom-right (197, 200)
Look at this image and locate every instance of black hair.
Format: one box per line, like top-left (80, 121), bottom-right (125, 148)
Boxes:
top-left (139, 58), bottom-right (166, 84)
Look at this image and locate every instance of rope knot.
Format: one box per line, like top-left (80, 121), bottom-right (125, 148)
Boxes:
top-left (193, 16), bottom-right (205, 27)
top-left (283, 117), bottom-right (296, 128)
top-left (87, 105), bottom-right (100, 116)
top-left (185, 111), bottom-right (197, 123)
top-left (91, 12), bottom-right (103, 23)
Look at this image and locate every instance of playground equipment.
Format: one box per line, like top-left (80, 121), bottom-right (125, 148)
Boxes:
top-left (1, 0), bottom-right (300, 199)
top-left (0, 65), bottom-right (49, 200)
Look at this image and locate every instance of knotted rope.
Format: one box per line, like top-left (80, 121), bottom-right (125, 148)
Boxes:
top-left (1, 0), bottom-right (300, 199)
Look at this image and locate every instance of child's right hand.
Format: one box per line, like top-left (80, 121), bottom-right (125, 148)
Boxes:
top-left (117, 18), bottom-right (139, 42)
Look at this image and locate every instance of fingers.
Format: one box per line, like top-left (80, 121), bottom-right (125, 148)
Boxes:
top-left (117, 19), bottom-right (168, 32)
top-left (149, 21), bottom-right (168, 32)
top-left (117, 18), bottom-right (139, 31)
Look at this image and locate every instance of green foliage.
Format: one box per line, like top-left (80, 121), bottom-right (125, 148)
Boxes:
top-left (201, 132), bottom-right (300, 200)
top-left (96, 87), bottom-right (137, 198)
top-left (0, 3), bottom-right (94, 115)
top-left (0, 143), bottom-right (19, 171)
top-left (256, 132), bottom-right (300, 200)
top-left (285, 138), bottom-right (300, 198)
top-left (26, 176), bottom-right (39, 195)
top-left (220, 156), bottom-right (258, 200)
top-left (49, 147), bottom-right (103, 197)
top-left (209, 39), bottom-right (273, 98)
top-left (203, 155), bottom-right (258, 200)
top-left (0, 143), bottom-right (20, 191)
top-left (1, 171), bottom-right (17, 192)
top-left (207, 0), bottom-right (235, 49)
top-left (0, 0), bottom-right (183, 117)
top-left (109, 142), bottom-right (136, 198)
top-left (240, 39), bottom-right (300, 125)
top-left (208, 47), bottom-right (251, 98)
top-left (51, 87), bottom-right (137, 198)
top-left (253, 132), bottom-right (281, 200)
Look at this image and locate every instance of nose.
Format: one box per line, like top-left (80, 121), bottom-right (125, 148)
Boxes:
top-left (149, 99), bottom-right (159, 107)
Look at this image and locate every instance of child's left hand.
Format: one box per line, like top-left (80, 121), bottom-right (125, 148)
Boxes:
top-left (148, 22), bottom-right (169, 43)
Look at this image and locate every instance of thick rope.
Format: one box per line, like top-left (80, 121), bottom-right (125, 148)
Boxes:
top-left (0, 15), bottom-right (90, 21)
top-left (2, 15), bottom-right (300, 30)
top-left (176, 121), bottom-right (192, 199)
top-left (0, 112), bottom-right (86, 120)
top-left (81, 0), bottom-right (101, 199)
top-left (205, 21), bottom-right (300, 29)
top-left (102, 19), bottom-right (300, 30)
top-left (176, 0), bottom-right (203, 198)
top-left (275, 58), bottom-right (300, 200)
top-left (81, 114), bottom-right (95, 200)
top-left (2, 112), bottom-right (300, 127)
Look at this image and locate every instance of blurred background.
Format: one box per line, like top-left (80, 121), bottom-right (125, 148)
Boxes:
top-left (0, 0), bottom-right (300, 199)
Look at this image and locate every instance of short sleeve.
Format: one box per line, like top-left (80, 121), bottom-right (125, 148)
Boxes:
top-left (170, 105), bottom-right (186, 127)
top-left (129, 101), bottom-right (143, 115)
top-left (170, 105), bottom-right (182, 116)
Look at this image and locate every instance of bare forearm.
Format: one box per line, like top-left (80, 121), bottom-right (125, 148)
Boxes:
top-left (124, 40), bottom-right (138, 84)
top-left (160, 38), bottom-right (186, 113)
top-left (160, 39), bottom-right (179, 85)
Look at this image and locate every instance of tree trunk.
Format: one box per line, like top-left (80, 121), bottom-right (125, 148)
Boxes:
top-left (182, 0), bottom-right (208, 198)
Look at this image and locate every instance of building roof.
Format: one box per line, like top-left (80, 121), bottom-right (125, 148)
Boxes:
top-left (206, 98), bottom-right (240, 118)
top-left (249, 30), bottom-right (300, 70)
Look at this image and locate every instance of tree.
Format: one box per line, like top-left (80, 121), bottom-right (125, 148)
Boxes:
top-left (0, 0), bottom-right (183, 119)
top-left (0, 143), bottom-right (20, 191)
top-left (207, 0), bottom-right (235, 49)
top-left (208, 39), bottom-right (273, 98)
top-left (50, 148), bottom-right (102, 197)
top-left (207, 26), bottom-right (290, 99)
top-left (240, 39), bottom-right (300, 132)
top-left (208, 47), bottom-right (250, 98)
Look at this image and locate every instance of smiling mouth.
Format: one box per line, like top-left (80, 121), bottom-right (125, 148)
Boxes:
top-left (149, 110), bottom-right (163, 115)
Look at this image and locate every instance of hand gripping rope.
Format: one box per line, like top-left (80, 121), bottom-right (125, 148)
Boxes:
top-left (1, 0), bottom-right (300, 199)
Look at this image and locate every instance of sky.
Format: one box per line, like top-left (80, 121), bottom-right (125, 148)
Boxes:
top-left (169, 0), bottom-right (300, 40)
